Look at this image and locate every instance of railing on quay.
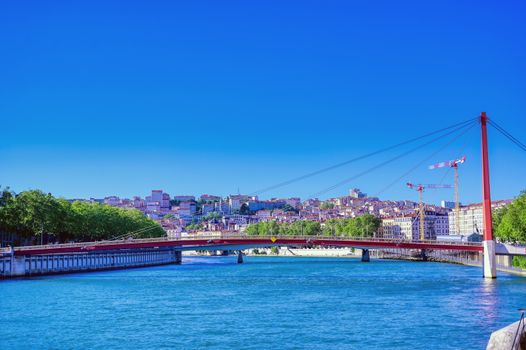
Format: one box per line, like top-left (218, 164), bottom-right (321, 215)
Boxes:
top-left (512, 309), bottom-right (526, 350)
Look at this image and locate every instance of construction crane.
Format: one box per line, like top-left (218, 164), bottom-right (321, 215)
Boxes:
top-left (406, 183), bottom-right (453, 241)
top-left (428, 156), bottom-right (466, 234)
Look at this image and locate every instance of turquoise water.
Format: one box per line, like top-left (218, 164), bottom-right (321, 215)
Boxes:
top-left (1, 257), bottom-right (526, 349)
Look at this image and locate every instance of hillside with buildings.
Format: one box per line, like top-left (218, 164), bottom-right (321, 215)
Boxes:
top-left (93, 188), bottom-right (512, 242)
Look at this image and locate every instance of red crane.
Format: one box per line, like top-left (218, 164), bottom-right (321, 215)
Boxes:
top-left (406, 183), bottom-right (452, 240)
top-left (428, 156), bottom-right (466, 234)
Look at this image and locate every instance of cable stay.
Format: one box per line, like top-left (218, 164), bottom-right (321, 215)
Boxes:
top-left (308, 119), bottom-right (477, 198)
top-left (373, 122), bottom-right (476, 198)
top-left (249, 117), bottom-right (478, 196)
top-left (89, 224), bottom-right (163, 244)
top-left (488, 119), bottom-right (526, 153)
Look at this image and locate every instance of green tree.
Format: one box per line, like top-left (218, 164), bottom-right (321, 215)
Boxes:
top-left (245, 215), bottom-right (380, 239)
top-left (353, 214), bottom-right (381, 237)
top-left (320, 202), bottom-right (335, 210)
top-left (493, 192), bottom-right (526, 269)
top-left (186, 222), bottom-right (204, 231)
top-left (14, 190), bottom-right (63, 244)
top-left (494, 191), bottom-right (526, 244)
top-left (204, 212), bottom-right (222, 220)
top-left (322, 219), bottom-right (340, 236)
top-left (245, 223), bottom-right (260, 236)
top-left (0, 188), bottom-right (165, 245)
top-left (0, 186), bottom-right (14, 206)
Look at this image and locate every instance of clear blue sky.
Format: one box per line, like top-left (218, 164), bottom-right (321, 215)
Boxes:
top-left (1, 0), bottom-right (525, 204)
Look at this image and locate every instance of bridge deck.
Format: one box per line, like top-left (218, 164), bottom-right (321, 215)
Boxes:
top-left (6, 235), bottom-right (484, 256)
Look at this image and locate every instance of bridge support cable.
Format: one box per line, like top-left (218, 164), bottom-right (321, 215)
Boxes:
top-left (373, 121), bottom-right (476, 198)
top-left (106, 224), bottom-right (164, 243)
top-left (309, 119), bottom-right (477, 198)
top-left (488, 119), bottom-right (526, 153)
top-left (125, 224), bottom-right (162, 238)
top-left (250, 117), bottom-right (478, 196)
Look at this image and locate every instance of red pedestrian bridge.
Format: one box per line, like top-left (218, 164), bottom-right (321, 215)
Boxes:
top-left (9, 235), bottom-right (485, 256)
top-left (2, 235), bottom-right (525, 278)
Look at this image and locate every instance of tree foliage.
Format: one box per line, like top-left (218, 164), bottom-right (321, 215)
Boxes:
top-left (186, 223), bottom-right (204, 231)
top-left (320, 202), bottom-right (335, 210)
top-left (0, 188), bottom-right (165, 246)
top-left (322, 214), bottom-right (381, 237)
top-left (204, 212), bottom-right (221, 220)
top-left (494, 191), bottom-right (526, 244)
top-left (245, 214), bottom-right (380, 238)
top-left (513, 256), bottom-right (526, 269)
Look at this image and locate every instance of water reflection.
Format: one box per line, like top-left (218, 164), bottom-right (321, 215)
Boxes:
top-left (475, 278), bottom-right (499, 328)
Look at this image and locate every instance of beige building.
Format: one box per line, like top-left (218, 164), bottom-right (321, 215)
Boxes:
top-left (379, 218), bottom-right (401, 238)
top-left (381, 211), bottom-right (449, 240)
top-left (448, 200), bottom-right (511, 235)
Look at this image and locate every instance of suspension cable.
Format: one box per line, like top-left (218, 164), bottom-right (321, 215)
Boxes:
top-left (309, 119), bottom-right (477, 198)
top-left (488, 119), bottom-right (526, 153)
top-left (373, 121), bottom-right (476, 197)
top-left (104, 224), bottom-right (163, 242)
top-left (250, 117), bottom-right (478, 196)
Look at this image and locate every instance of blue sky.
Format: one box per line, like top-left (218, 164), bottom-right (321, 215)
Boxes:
top-left (1, 0), bottom-right (525, 204)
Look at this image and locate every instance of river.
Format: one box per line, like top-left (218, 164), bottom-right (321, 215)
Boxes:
top-left (1, 256), bottom-right (525, 349)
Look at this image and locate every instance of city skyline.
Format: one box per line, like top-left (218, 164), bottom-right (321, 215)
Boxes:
top-left (43, 184), bottom-right (516, 207)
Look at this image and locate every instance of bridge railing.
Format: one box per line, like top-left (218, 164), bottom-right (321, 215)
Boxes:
top-left (12, 237), bottom-right (175, 251)
top-left (206, 234), bottom-right (483, 246)
top-left (0, 246), bottom-right (12, 254)
top-left (13, 233), bottom-right (483, 251)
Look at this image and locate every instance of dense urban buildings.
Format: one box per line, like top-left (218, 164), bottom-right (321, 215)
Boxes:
top-left (89, 187), bottom-right (512, 241)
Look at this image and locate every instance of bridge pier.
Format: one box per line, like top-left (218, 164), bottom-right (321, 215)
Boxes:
top-left (175, 251), bottom-right (182, 264)
top-left (421, 249), bottom-right (428, 262)
top-left (483, 240), bottom-right (497, 278)
top-left (361, 249), bottom-right (370, 262)
top-left (237, 251), bottom-right (244, 264)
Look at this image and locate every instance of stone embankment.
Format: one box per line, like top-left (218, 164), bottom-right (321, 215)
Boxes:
top-left (1, 247), bottom-right (182, 278)
top-left (487, 318), bottom-right (526, 350)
